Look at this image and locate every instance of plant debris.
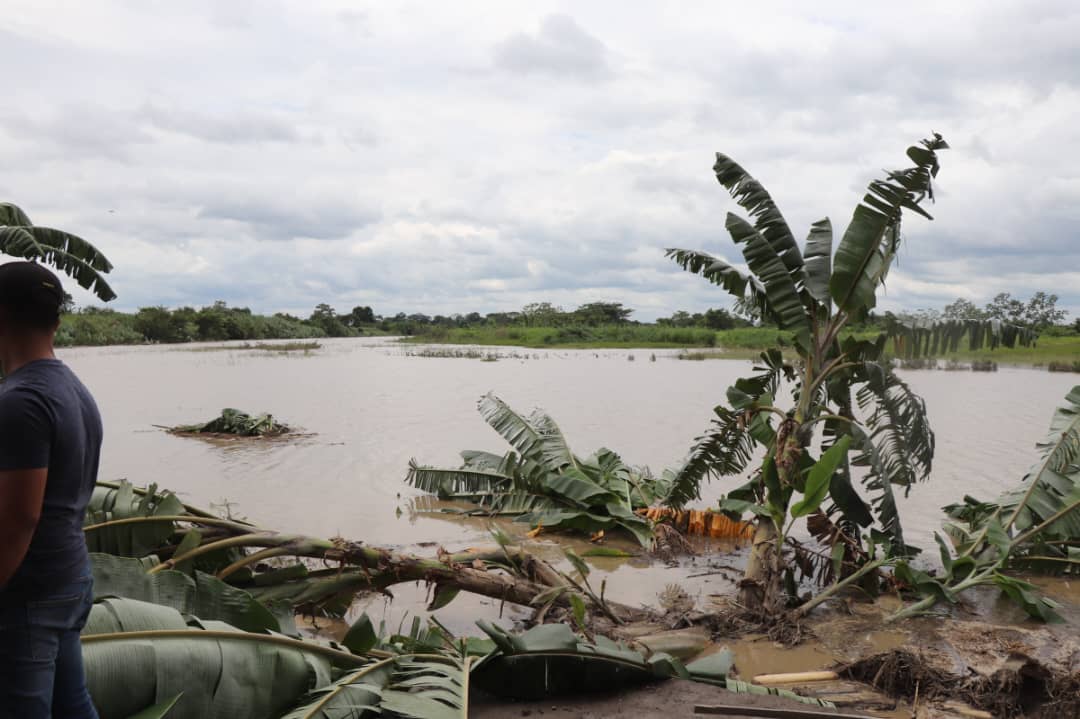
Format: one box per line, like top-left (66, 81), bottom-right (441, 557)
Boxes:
top-left (166, 408), bottom-right (292, 437)
top-left (840, 649), bottom-right (1080, 718)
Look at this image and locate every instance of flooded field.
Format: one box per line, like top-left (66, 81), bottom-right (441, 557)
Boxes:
top-left (59, 337), bottom-right (1078, 635)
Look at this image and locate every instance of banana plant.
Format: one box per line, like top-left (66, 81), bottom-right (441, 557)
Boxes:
top-left (85, 480), bottom-right (650, 627)
top-left (0, 201), bottom-right (116, 301)
top-left (884, 313), bottom-right (1037, 358)
top-left (888, 385), bottom-right (1080, 622)
top-left (405, 393), bottom-right (659, 548)
top-left (80, 596), bottom-right (830, 718)
top-left (662, 135), bottom-right (1032, 616)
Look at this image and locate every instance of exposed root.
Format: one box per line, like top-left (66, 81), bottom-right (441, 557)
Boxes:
top-left (841, 649), bottom-right (945, 700)
top-left (764, 614), bottom-right (806, 646)
top-left (839, 649), bottom-right (1080, 718)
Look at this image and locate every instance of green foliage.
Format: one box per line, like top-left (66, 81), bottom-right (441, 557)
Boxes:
top-left (170, 408), bottom-right (291, 437)
top-left (85, 481), bottom-right (188, 558)
top-left (55, 301), bottom-right (328, 347)
top-left (985, 291), bottom-right (1067, 329)
top-left (829, 136), bottom-right (948, 320)
top-left (308, 303), bottom-right (357, 337)
top-left (891, 385), bottom-right (1080, 623)
top-left (410, 323), bottom-right (719, 348)
top-left (55, 308), bottom-right (143, 346)
top-left (79, 595), bottom-right (830, 718)
top-left (90, 553), bottom-right (281, 634)
top-left (471, 621), bottom-right (830, 707)
top-left (661, 136), bottom-right (980, 613)
top-left (884, 314), bottom-right (1036, 359)
top-left (0, 201), bottom-right (116, 301)
top-left (656, 307), bottom-right (750, 330)
top-left (81, 599), bottom-right (342, 719)
top-left (406, 393), bottom-right (659, 547)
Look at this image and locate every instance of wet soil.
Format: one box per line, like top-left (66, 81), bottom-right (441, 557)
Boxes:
top-left (471, 679), bottom-right (851, 719)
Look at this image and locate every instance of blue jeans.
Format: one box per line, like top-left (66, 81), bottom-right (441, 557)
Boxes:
top-left (0, 576), bottom-right (99, 718)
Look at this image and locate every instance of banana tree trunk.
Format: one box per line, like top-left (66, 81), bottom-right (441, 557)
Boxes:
top-left (738, 519), bottom-right (785, 616)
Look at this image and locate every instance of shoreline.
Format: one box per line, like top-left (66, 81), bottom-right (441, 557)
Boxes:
top-left (399, 335), bottom-right (1080, 369)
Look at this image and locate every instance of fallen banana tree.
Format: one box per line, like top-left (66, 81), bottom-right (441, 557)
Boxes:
top-left (789, 384), bottom-right (1079, 624)
top-left (886, 383), bottom-right (1080, 622)
top-left (79, 596), bottom-right (833, 719)
top-left (406, 392), bottom-right (662, 548)
top-left (84, 480), bottom-right (649, 625)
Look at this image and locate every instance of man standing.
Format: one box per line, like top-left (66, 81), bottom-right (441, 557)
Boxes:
top-left (0, 262), bottom-right (101, 718)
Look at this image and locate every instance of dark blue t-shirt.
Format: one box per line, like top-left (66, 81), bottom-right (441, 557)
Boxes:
top-left (0, 359), bottom-right (102, 595)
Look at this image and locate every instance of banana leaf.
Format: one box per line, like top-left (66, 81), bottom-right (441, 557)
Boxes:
top-left (91, 553), bottom-right (281, 633)
top-left (471, 621), bottom-right (831, 707)
top-left (170, 408), bottom-right (290, 437)
top-left (407, 394), bottom-right (658, 547)
top-left (0, 201), bottom-right (116, 301)
top-left (86, 482), bottom-right (187, 558)
top-left (830, 135), bottom-right (947, 319)
top-left (81, 599), bottom-right (343, 719)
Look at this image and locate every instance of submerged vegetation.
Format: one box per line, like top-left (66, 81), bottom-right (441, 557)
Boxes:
top-left (77, 480), bottom-right (838, 717)
top-left (8, 137), bottom-right (1079, 716)
top-left (892, 384), bottom-right (1080, 621)
top-left (187, 340), bottom-right (322, 353)
top-left (167, 408), bottom-right (292, 437)
top-left (406, 393), bottom-right (662, 547)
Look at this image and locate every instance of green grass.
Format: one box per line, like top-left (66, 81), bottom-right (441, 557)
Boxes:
top-left (406, 325), bottom-right (719, 349)
top-left (404, 325), bottom-right (1080, 367)
top-left (931, 336), bottom-right (1080, 366)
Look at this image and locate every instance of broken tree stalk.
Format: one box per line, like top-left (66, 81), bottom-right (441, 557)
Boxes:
top-left (792, 559), bottom-right (886, 619)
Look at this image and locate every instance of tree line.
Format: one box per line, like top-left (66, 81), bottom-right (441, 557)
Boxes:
top-left (55, 291), bottom-right (1073, 347)
top-left (900, 291), bottom-right (1074, 334)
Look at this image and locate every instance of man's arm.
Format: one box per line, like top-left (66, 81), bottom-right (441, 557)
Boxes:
top-left (0, 467), bottom-right (48, 587)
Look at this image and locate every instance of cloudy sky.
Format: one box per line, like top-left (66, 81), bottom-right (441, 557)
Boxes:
top-left (3, 1), bottom-right (1078, 321)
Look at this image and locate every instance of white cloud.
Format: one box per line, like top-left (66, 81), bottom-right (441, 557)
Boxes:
top-left (0, 1), bottom-right (1077, 321)
top-left (493, 14), bottom-right (612, 82)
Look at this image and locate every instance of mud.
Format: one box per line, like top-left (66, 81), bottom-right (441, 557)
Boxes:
top-left (471, 678), bottom-right (852, 719)
top-left (789, 590), bottom-right (1079, 717)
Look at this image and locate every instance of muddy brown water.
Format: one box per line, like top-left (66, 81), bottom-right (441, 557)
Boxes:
top-left (58, 338), bottom-right (1079, 639)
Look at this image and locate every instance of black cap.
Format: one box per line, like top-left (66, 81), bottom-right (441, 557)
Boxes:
top-left (0, 261), bottom-right (65, 326)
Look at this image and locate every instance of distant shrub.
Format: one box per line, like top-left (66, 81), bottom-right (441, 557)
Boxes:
top-left (898, 358), bottom-right (939, 370)
top-left (545, 327), bottom-right (594, 344)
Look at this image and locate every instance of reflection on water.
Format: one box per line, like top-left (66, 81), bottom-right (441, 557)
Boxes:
top-left (58, 338), bottom-right (1078, 629)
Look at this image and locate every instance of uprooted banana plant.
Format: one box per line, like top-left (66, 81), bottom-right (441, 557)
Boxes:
top-left (664, 135), bottom-right (1037, 619)
top-left (887, 385), bottom-right (1080, 623)
top-left (84, 479), bottom-right (649, 628)
top-left (405, 393), bottom-right (662, 548)
top-left (167, 408), bottom-right (291, 437)
top-left (81, 594), bottom-right (831, 718)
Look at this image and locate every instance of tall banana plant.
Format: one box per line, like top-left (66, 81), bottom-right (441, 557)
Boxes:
top-left (0, 202), bottom-right (116, 301)
top-left (406, 393), bottom-right (659, 548)
top-left (665, 135), bottom-right (971, 614)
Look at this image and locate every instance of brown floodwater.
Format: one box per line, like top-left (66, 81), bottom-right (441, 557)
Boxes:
top-left (57, 338), bottom-right (1079, 634)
